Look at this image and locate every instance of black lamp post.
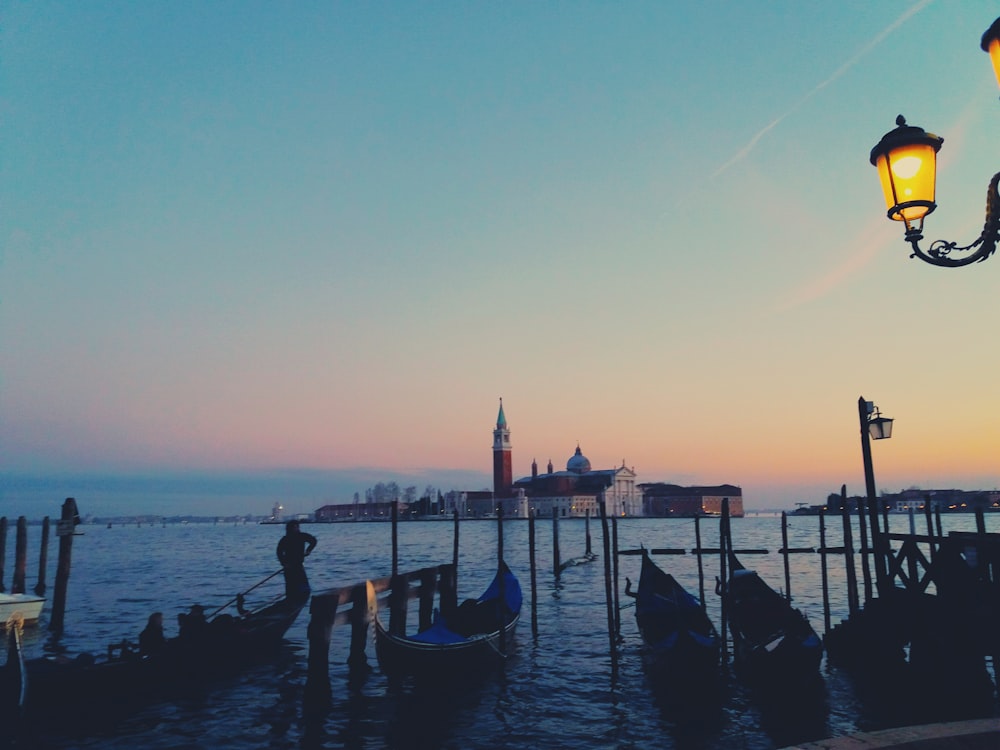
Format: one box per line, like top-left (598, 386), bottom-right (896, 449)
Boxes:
top-left (869, 17), bottom-right (1000, 268)
top-left (858, 396), bottom-right (893, 596)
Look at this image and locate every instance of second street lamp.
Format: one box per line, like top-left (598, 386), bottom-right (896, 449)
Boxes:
top-left (858, 397), bottom-right (892, 597)
top-left (869, 16), bottom-right (1000, 268)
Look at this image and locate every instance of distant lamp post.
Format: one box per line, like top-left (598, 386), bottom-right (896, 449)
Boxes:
top-left (868, 17), bottom-right (1000, 268)
top-left (858, 397), bottom-right (893, 597)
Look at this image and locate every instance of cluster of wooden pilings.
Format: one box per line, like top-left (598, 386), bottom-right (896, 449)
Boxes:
top-left (821, 489), bottom-right (1000, 703)
top-left (299, 490), bottom-right (998, 715)
top-left (0, 498), bottom-right (81, 634)
top-left (302, 501), bottom-right (603, 712)
top-left (613, 491), bottom-right (1000, 682)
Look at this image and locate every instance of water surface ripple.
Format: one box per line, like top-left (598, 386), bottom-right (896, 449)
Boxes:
top-left (10, 514), bottom-right (1000, 749)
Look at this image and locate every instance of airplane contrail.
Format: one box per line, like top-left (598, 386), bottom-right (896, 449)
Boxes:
top-left (711, 0), bottom-right (935, 178)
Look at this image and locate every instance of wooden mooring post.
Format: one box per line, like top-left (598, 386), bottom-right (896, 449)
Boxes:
top-left (857, 497), bottom-right (873, 604)
top-left (0, 517), bottom-right (6, 592)
top-left (778, 511), bottom-right (818, 605)
top-left (819, 509), bottom-right (831, 635)
top-left (391, 500), bottom-right (399, 577)
top-left (497, 507), bottom-right (506, 654)
top-left (552, 507), bottom-right (561, 576)
top-left (695, 515), bottom-right (706, 609)
top-left (719, 498), bottom-right (730, 665)
top-left (452, 509), bottom-right (460, 592)
top-left (611, 514), bottom-right (621, 638)
top-left (304, 590), bottom-right (338, 714)
top-left (923, 496), bottom-right (936, 562)
top-left (49, 497), bottom-right (80, 635)
top-left (13, 517), bottom-right (27, 594)
top-left (35, 517), bottom-right (50, 596)
top-left (841, 487), bottom-right (859, 616)
top-left (528, 509), bottom-right (538, 637)
top-left (599, 499), bottom-right (616, 659)
top-left (781, 512), bottom-right (791, 601)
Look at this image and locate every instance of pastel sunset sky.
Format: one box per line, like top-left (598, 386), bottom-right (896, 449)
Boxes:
top-left (3, 1), bottom-right (999, 517)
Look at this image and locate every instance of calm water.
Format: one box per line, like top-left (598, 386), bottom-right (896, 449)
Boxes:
top-left (7, 513), bottom-right (1000, 749)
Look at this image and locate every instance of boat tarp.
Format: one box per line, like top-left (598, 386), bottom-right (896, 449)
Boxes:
top-left (407, 567), bottom-right (521, 645)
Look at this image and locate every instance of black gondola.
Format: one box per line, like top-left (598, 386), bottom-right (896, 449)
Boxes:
top-left (721, 552), bottom-right (822, 678)
top-left (374, 562), bottom-right (522, 678)
top-left (13, 590), bottom-right (305, 721)
top-left (631, 550), bottom-right (720, 677)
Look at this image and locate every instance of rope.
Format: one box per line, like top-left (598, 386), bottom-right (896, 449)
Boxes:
top-left (208, 568), bottom-right (283, 618)
top-left (482, 628), bottom-right (511, 658)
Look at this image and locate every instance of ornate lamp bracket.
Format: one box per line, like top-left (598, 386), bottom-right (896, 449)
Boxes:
top-left (906, 172), bottom-right (1000, 267)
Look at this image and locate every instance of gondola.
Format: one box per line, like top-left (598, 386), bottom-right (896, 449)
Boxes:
top-left (631, 550), bottom-right (720, 677)
top-left (13, 590), bottom-right (305, 720)
top-left (0, 593), bottom-right (45, 625)
top-left (374, 562), bottom-right (521, 678)
top-left (721, 552), bottom-right (822, 678)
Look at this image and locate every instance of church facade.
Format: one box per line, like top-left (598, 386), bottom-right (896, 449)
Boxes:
top-left (488, 399), bottom-right (643, 518)
top-left (512, 446), bottom-right (643, 518)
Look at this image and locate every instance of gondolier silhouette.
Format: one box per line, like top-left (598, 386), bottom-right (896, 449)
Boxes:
top-left (276, 520), bottom-right (317, 603)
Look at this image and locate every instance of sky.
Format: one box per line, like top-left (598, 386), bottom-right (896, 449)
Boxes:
top-left (3, 1), bottom-right (1000, 518)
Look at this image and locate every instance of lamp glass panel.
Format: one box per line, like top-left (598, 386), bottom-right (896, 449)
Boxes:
top-left (876, 143), bottom-right (937, 221)
top-left (870, 417), bottom-right (893, 440)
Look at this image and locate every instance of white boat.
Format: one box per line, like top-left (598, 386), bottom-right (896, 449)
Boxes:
top-left (0, 593), bottom-right (45, 625)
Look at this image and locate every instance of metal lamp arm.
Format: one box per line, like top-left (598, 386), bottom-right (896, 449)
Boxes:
top-left (906, 172), bottom-right (1000, 267)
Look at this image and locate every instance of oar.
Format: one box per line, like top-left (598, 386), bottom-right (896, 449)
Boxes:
top-left (208, 568), bottom-right (283, 618)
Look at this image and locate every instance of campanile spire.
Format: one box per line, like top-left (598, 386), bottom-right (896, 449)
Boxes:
top-left (492, 397), bottom-right (512, 498)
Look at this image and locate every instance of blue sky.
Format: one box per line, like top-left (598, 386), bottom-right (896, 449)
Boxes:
top-left (3, 1), bottom-right (1000, 517)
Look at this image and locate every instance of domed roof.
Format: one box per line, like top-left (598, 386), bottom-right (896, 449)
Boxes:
top-left (566, 445), bottom-right (591, 474)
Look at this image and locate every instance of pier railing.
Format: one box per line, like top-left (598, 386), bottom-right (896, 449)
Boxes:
top-left (303, 563), bottom-right (457, 712)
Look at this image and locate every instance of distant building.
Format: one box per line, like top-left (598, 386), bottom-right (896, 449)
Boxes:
top-left (888, 488), bottom-right (1000, 513)
top-left (440, 490), bottom-right (528, 519)
top-left (640, 483), bottom-right (744, 518)
top-left (794, 488), bottom-right (1000, 515)
top-left (514, 446), bottom-right (643, 518)
top-left (315, 501), bottom-right (399, 521)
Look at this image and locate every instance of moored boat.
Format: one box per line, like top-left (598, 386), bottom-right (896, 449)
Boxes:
top-left (0, 593), bottom-right (44, 625)
top-left (721, 552), bottom-right (822, 679)
top-left (14, 591), bottom-right (304, 721)
top-left (631, 550), bottom-right (720, 678)
top-left (374, 562), bottom-right (522, 678)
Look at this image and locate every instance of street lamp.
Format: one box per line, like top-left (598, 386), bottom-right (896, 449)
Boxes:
top-left (983, 17), bottom-right (1000, 89)
top-left (868, 405), bottom-right (893, 440)
top-left (858, 397), bottom-right (893, 597)
top-left (869, 17), bottom-right (1000, 268)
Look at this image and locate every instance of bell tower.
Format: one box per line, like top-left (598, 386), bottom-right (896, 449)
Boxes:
top-left (492, 398), bottom-right (513, 498)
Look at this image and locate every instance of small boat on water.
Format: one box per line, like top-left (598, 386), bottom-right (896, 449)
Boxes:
top-left (374, 562), bottom-right (522, 678)
top-left (630, 550), bottom-right (720, 678)
top-left (0, 593), bottom-right (44, 626)
top-left (8, 582), bottom-right (305, 722)
top-left (720, 552), bottom-right (822, 679)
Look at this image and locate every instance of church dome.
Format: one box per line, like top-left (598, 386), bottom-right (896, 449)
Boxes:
top-left (566, 445), bottom-right (591, 474)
